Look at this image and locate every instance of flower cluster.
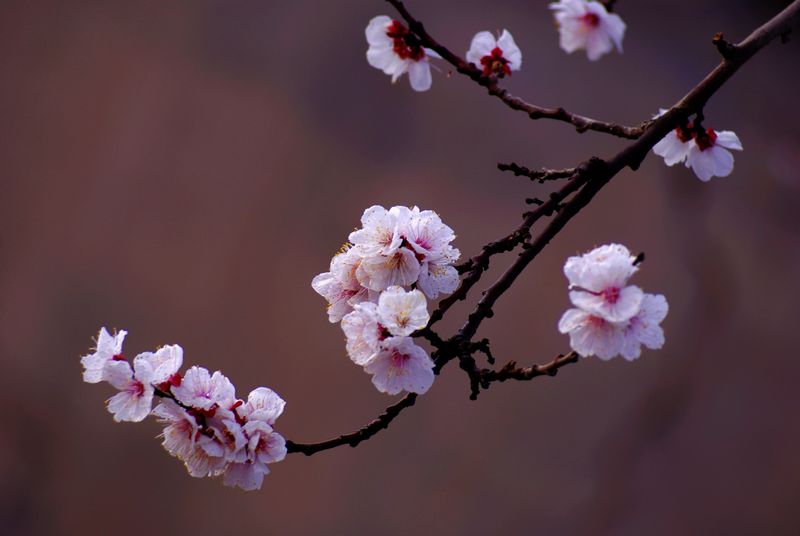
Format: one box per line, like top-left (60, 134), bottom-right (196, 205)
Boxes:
top-left (342, 286), bottom-right (434, 395)
top-left (653, 111), bottom-right (743, 182)
top-left (81, 328), bottom-right (286, 491)
top-left (313, 205), bottom-right (460, 394)
top-left (558, 244), bottom-right (668, 360)
top-left (549, 0), bottom-right (626, 61)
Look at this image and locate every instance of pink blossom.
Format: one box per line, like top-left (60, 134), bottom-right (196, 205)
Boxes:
top-left (341, 302), bottom-right (383, 366)
top-left (549, 0), bottom-right (626, 61)
top-left (619, 293), bottom-right (669, 360)
top-left (558, 308), bottom-right (624, 360)
top-left (311, 247), bottom-right (372, 323)
top-left (103, 357), bottom-right (155, 423)
top-left (171, 366), bottom-right (236, 411)
top-left (564, 243), bottom-right (642, 323)
top-left (364, 336), bottom-right (435, 395)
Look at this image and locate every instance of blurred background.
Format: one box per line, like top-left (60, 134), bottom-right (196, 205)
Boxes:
top-left (1, 0), bottom-right (799, 534)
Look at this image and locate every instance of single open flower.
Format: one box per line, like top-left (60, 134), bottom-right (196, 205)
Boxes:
top-left (549, 0), bottom-right (626, 61)
top-left (685, 128), bottom-right (743, 182)
top-left (364, 336), bottom-right (435, 395)
top-left (465, 30), bottom-right (522, 77)
top-left (366, 15), bottom-right (441, 92)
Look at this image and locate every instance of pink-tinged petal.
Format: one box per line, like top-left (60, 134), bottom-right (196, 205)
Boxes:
top-left (423, 47), bottom-right (442, 59)
top-left (342, 302), bottom-right (381, 365)
top-left (241, 387), bottom-right (286, 425)
top-left (568, 284), bottom-right (643, 323)
top-left (223, 462), bottom-right (268, 491)
top-left (556, 19), bottom-right (588, 54)
top-left (104, 359), bottom-right (134, 391)
top-left (377, 286), bottom-right (429, 337)
top-left (585, 29), bottom-right (613, 61)
top-left (407, 60), bottom-right (432, 92)
top-left (81, 327), bottom-right (127, 383)
top-left (417, 262), bottom-right (460, 300)
top-left (360, 248), bottom-right (421, 292)
top-left (466, 31), bottom-right (496, 65)
top-left (364, 336), bottom-right (435, 395)
top-left (107, 386), bottom-right (153, 422)
top-left (715, 130), bottom-right (743, 151)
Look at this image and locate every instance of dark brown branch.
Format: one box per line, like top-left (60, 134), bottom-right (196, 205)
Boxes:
top-left (285, 0), bottom-right (800, 456)
top-left (286, 393), bottom-right (417, 455)
top-left (428, 167), bottom-right (590, 327)
top-left (449, 0), bottom-right (800, 348)
top-left (478, 352), bottom-right (580, 389)
top-left (385, 0), bottom-right (647, 139)
top-left (498, 162), bottom-right (577, 183)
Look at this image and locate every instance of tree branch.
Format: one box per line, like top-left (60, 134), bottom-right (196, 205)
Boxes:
top-left (385, 0), bottom-right (647, 139)
top-left (285, 0), bottom-right (800, 456)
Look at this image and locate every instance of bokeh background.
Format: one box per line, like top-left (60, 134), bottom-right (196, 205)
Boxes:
top-left (2, 0), bottom-right (799, 534)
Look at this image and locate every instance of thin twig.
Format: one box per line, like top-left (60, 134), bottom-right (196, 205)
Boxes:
top-left (385, 0), bottom-right (647, 139)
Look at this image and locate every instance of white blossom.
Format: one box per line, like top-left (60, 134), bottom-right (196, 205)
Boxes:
top-left (81, 327), bottom-right (126, 383)
top-left (549, 0), bottom-right (626, 61)
top-left (341, 302), bottom-right (383, 366)
top-left (365, 15), bottom-right (440, 92)
top-left (377, 286), bottom-right (429, 337)
top-left (311, 247), bottom-right (371, 323)
top-left (559, 245), bottom-right (669, 360)
top-left (652, 109), bottom-right (694, 166)
top-left (558, 308), bottom-right (624, 359)
top-left (225, 387), bottom-right (287, 491)
top-left (619, 293), bottom-right (669, 360)
top-left (685, 129), bottom-right (743, 182)
top-left (103, 357), bottom-right (155, 423)
top-left (364, 336), bottom-right (435, 395)
top-left (343, 205), bottom-right (460, 298)
top-left (171, 366), bottom-right (236, 411)
top-left (466, 30), bottom-right (522, 77)
top-left (564, 243), bottom-right (642, 323)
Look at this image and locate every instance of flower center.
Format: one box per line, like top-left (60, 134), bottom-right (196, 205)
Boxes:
top-left (695, 128), bottom-right (717, 151)
top-left (386, 20), bottom-right (425, 61)
top-left (675, 123), bottom-right (694, 143)
top-left (480, 47), bottom-right (511, 77)
top-left (580, 12), bottom-right (600, 28)
top-left (391, 350), bottom-right (410, 367)
top-left (601, 287), bottom-right (621, 304)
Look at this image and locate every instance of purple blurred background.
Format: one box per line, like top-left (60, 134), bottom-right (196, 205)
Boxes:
top-left (1, 0), bottom-right (799, 534)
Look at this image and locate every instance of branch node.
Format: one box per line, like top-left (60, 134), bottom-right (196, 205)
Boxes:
top-left (712, 32), bottom-right (739, 59)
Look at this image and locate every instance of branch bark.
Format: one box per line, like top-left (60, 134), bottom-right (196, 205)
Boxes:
top-left (285, 0), bottom-right (800, 456)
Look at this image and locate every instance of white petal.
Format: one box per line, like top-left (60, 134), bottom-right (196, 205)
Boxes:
top-left (715, 130), bottom-right (743, 151)
top-left (365, 16), bottom-right (392, 47)
top-left (466, 31), bottom-right (496, 65)
top-left (407, 60), bottom-right (432, 92)
top-left (497, 29), bottom-right (522, 70)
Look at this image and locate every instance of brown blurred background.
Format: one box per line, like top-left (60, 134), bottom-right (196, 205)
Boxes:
top-left (1, 0), bottom-right (799, 534)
